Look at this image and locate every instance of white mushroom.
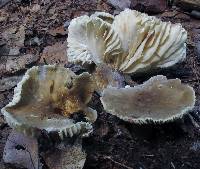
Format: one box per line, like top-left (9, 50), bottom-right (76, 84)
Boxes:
top-left (67, 15), bottom-right (123, 67)
top-left (112, 9), bottom-right (187, 73)
top-left (67, 9), bottom-right (187, 74)
top-left (1, 65), bottom-right (97, 139)
top-left (101, 75), bottom-right (195, 123)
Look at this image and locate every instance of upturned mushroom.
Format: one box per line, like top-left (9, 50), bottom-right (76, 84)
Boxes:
top-left (1, 65), bottom-right (97, 139)
top-left (67, 15), bottom-right (123, 68)
top-left (101, 75), bottom-right (195, 123)
top-left (67, 9), bottom-right (187, 74)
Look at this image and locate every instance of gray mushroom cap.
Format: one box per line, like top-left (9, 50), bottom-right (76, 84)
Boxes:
top-left (101, 75), bottom-right (195, 123)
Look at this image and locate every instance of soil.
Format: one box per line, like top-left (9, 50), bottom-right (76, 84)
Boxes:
top-left (0, 0), bottom-right (200, 169)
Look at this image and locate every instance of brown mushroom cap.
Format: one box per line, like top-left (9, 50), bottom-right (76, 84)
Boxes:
top-left (1, 65), bottom-right (97, 138)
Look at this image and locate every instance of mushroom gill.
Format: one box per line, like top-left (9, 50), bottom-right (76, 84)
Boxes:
top-left (67, 9), bottom-right (187, 74)
top-left (67, 15), bottom-right (123, 67)
top-left (112, 9), bottom-right (187, 74)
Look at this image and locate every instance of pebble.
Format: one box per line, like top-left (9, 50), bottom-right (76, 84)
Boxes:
top-left (107, 0), bottom-right (131, 10)
top-left (131, 0), bottom-right (167, 14)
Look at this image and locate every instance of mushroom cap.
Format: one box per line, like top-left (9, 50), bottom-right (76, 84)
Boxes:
top-left (101, 75), bottom-right (195, 123)
top-left (67, 9), bottom-right (187, 74)
top-left (67, 15), bottom-right (123, 68)
top-left (1, 65), bottom-right (96, 139)
top-left (113, 9), bottom-right (187, 74)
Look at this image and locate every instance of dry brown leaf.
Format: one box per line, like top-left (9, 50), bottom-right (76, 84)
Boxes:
top-left (40, 42), bottom-right (68, 65)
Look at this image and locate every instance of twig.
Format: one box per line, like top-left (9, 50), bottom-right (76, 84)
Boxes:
top-left (171, 162), bottom-right (176, 169)
top-left (103, 155), bottom-right (133, 169)
top-left (0, 54), bottom-right (20, 57)
top-left (142, 154), bottom-right (154, 157)
top-left (188, 114), bottom-right (200, 129)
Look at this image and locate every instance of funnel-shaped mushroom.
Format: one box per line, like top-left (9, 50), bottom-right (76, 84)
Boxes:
top-left (101, 75), bottom-right (195, 123)
top-left (67, 9), bottom-right (187, 74)
top-left (1, 65), bottom-right (97, 139)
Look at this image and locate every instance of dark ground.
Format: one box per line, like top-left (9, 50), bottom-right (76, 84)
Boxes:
top-left (0, 0), bottom-right (200, 169)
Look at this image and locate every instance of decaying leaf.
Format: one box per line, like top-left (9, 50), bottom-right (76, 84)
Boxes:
top-left (39, 42), bottom-right (68, 65)
top-left (67, 15), bottom-right (123, 67)
top-left (1, 65), bottom-right (97, 139)
top-left (2, 25), bottom-right (25, 55)
top-left (101, 75), bottom-right (195, 123)
top-left (0, 75), bottom-right (22, 92)
top-left (67, 9), bottom-right (187, 74)
top-left (3, 131), bottom-right (40, 169)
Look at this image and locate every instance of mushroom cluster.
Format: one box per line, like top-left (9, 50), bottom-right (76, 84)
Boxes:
top-left (67, 9), bottom-right (187, 74)
top-left (1, 8), bottom-right (196, 169)
top-left (67, 8), bottom-right (195, 124)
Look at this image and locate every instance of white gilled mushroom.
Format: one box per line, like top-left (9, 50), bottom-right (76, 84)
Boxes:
top-left (67, 9), bottom-right (187, 74)
top-left (67, 15), bottom-right (123, 68)
top-left (101, 75), bottom-right (195, 123)
top-left (112, 9), bottom-right (187, 73)
top-left (1, 65), bottom-right (97, 139)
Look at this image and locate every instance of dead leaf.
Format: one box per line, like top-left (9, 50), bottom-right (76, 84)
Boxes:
top-left (0, 75), bottom-right (22, 92)
top-left (0, 9), bottom-right (9, 22)
top-left (48, 26), bottom-right (67, 36)
top-left (2, 25), bottom-right (25, 55)
top-left (4, 54), bottom-right (39, 74)
top-left (3, 131), bottom-right (40, 169)
top-left (40, 42), bottom-right (68, 65)
top-left (31, 4), bottom-right (40, 13)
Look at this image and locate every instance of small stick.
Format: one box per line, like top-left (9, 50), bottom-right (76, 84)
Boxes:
top-left (103, 155), bottom-right (133, 169)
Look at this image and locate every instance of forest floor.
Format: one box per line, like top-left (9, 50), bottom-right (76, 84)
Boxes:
top-left (0, 0), bottom-right (200, 169)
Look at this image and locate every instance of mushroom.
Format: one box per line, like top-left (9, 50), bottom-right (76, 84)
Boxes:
top-left (101, 75), bottom-right (195, 123)
top-left (93, 64), bottom-right (125, 94)
top-left (1, 65), bottom-right (97, 139)
top-left (67, 15), bottom-right (123, 68)
top-left (113, 9), bottom-right (187, 73)
top-left (67, 9), bottom-right (187, 74)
